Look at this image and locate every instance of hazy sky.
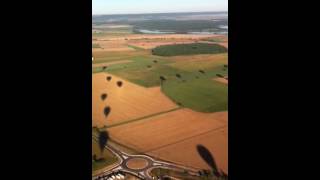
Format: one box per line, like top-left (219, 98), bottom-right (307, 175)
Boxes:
top-left (93, 0), bottom-right (228, 15)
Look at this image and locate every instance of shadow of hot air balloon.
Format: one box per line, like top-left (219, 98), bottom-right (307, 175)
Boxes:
top-left (104, 106), bottom-right (111, 118)
top-left (196, 145), bottom-right (221, 177)
top-left (101, 93), bottom-right (107, 101)
top-left (117, 81), bottom-right (123, 87)
top-left (98, 130), bottom-right (109, 157)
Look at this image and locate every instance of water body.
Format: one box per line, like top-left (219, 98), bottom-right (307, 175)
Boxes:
top-left (187, 31), bottom-right (218, 35)
top-left (136, 29), bottom-right (175, 34)
top-left (219, 25), bottom-right (228, 29)
top-left (136, 29), bottom-right (227, 35)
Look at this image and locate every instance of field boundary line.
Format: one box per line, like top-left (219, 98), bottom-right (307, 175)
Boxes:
top-left (127, 44), bottom-right (146, 51)
top-left (106, 107), bottom-right (182, 129)
top-left (144, 125), bottom-right (227, 153)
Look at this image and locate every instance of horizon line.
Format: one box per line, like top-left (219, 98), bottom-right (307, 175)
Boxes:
top-left (92, 10), bottom-right (228, 16)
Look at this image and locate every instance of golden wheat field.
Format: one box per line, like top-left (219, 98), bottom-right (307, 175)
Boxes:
top-left (108, 110), bottom-right (228, 173)
top-left (92, 73), bottom-right (178, 127)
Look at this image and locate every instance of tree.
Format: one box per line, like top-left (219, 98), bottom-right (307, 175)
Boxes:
top-left (160, 76), bottom-right (166, 81)
top-left (199, 70), bottom-right (205, 74)
top-left (159, 76), bottom-right (166, 86)
top-left (216, 74), bottom-right (224, 78)
top-left (93, 154), bottom-right (97, 161)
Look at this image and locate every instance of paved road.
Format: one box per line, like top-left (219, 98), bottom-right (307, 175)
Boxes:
top-left (92, 136), bottom-right (200, 180)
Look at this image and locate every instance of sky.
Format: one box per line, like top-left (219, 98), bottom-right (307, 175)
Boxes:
top-left (92, 0), bottom-right (228, 15)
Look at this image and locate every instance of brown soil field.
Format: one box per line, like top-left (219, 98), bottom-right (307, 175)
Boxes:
top-left (93, 34), bottom-right (227, 52)
top-left (93, 47), bottom-right (133, 52)
top-left (108, 109), bottom-right (227, 172)
top-left (92, 40), bottom-right (134, 52)
top-left (218, 42), bottom-right (228, 48)
top-left (213, 77), bottom-right (228, 85)
top-left (167, 53), bottom-right (228, 72)
top-left (126, 158), bottom-right (149, 169)
top-left (92, 50), bottom-right (149, 64)
top-left (92, 73), bottom-right (178, 127)
top-left (169, 53), bottom-right (227, 62)
top-left (92, 60), bottom-right (132, 68)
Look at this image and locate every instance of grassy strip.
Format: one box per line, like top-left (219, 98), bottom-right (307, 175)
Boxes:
top-left (151, 168), bottom-right (227, 180)
top-left (127, 44), bottom-right (145, 51)
top-left (92, 43), bottom-right (101, 48)
top-left (106, 107), bottom-right (182, 129)
top-left (151, 168), bottom-right (199, 180)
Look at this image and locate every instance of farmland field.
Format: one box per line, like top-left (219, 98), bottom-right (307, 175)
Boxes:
top-left (152, 43), bottom-right (227, 56)
top-left (92, 73), bottom-right (178, 127)
top-left (92, 12), bottom-right (228, 176)
top-left (162, 78), bottom-right (228, 112)
top-left (108, 110), bottom-right (228, 173)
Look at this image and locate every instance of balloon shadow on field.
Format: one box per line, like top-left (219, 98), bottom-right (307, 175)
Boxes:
top-left (196, 144), bottom-right (223, 177)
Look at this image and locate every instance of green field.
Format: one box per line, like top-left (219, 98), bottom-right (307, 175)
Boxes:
top-left (127, 44), bottom-right (145, 51)
top-left (92, 26), bottom-right (228, 113)
top-left (93, 52), bottom-right (228, 112)
top-left (152, 43), bottom-right (227, 56)
top-left (94, 56), bottom-right (228, 112)
top-left (151, 168), bottom-right (227, 180)
top-left (162, 78), bottom-right (227, 112)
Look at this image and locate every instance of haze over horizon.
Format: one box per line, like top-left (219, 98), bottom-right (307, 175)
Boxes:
top-left (93, 0), bottom-right (228, 15)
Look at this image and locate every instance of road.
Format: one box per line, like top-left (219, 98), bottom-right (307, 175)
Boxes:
top-left (92, 136), bottom-right (200, 180)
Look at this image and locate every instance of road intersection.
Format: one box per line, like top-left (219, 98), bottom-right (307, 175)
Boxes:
top-left (92, 136), bottom-right (200, 180)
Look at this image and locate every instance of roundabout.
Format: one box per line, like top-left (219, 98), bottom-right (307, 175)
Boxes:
top-left (125, 157), bottom-right (150, 170)
top-left (92, 136), bottom-right (199, 180)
